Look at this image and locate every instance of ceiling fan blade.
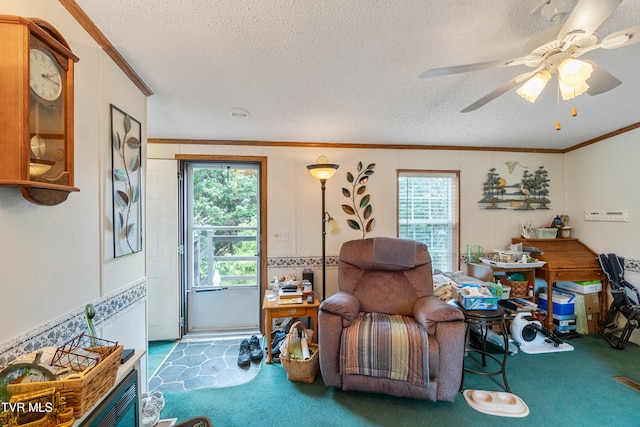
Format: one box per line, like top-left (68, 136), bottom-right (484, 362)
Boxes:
top-left (601, 25), bottom-right (640, 49)
top-left (558, 0), bottom-right (621, 43)
top-left (420, 56), bottom-right (529, 78)
top-left (582, 60), bottom-right (621, 95)
top-left (461, 69), bottom-right (541, 113)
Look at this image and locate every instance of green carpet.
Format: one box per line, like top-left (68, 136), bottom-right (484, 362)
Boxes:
top-left (148, 340), bottom-right (179, 377)
top-left (152, 335), bottom-right (640, 426)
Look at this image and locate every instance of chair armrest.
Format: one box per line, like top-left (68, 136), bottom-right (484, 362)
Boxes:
top-left (413, 296), bottom-right (464, 332)
top-left (319, 292), bottom-right (361, 326)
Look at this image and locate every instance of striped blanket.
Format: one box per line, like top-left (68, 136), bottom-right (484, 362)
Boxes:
top-left (341, 312), bottom-right (429, 388)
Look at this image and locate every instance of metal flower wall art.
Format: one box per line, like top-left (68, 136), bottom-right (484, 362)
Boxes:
top-left (111, 105), bottom-right (143, 257)
top-left (342, 162), bottom-right (376, 238)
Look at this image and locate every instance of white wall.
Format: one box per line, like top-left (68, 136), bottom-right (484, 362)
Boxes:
top-left (149, 143), bottom-right (564, 297)
top-left (564, 128), bottom-right (640, 257)
top-left (0, 1), bottom-right (147, 350)
top-left (565, 127), bottom-right (640, 344)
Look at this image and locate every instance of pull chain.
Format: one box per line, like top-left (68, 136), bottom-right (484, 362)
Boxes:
top-left (556, 79), bottom-right (561, 131)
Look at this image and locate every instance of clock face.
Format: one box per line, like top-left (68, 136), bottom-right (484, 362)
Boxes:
top-left (29, 48), bottom-right (62, 102)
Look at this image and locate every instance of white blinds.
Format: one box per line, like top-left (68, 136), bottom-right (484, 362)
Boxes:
top-left (397, 171), bottom-right (459, 272)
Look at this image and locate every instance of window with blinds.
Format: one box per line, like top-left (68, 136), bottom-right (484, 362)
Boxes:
top-left (397, 170), bottom-right (460, 272)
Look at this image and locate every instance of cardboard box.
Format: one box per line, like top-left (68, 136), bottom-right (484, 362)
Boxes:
top-left (538, 290), bottom-right (575, 315)
top-left (587, 313), bottom-right (600, 334)
top-left (583, 292), bottom-right (600, 314)
top-left (454, 284), bottom-right (499, 310)
top-left (555, 280), bottom-right (602, 294)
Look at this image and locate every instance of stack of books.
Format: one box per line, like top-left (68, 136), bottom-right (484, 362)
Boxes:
top-left (278, 287), bottom-right (303, 304)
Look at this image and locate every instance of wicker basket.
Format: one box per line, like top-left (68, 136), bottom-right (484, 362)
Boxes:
top-left (7, 335), bottom-right (122, 419)
top-left (505, 280), bottom-right (529, 297)
top-left (280, 322), bottom-right (319, 383)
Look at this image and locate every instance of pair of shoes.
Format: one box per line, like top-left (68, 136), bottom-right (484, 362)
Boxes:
top-left (270, 330), bottom-right (287, 359)
top-left (249, 335), bottom-right (263, 361)
top-left (142, 406), bottom-right (159, 427)
top-left (141, 391), bottom-right (164, 427)
top-left (238, 339), bottom-right (251, 366)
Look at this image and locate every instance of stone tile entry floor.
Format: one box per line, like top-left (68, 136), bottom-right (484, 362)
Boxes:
top-left (148, 336), bottom-right (262, 393)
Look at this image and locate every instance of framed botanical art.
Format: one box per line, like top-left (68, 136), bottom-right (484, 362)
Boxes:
top-left (111, 104), bottom-right (142, 257)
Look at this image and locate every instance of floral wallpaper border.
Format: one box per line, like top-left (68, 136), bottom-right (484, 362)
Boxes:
top-left (268, 255), bottom-right (338, 269)
top-left (269, 254), bottom-right (640, 274)
top-left (624, 258), bottom-right (640, 274)
top-left (0, 278), bottom-right (146, 368)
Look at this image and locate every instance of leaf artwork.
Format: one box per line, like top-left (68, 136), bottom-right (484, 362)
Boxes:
top-left (342, 161), bottom-right (376, 238)
top-left (111, 105), bottom-right (142, 256)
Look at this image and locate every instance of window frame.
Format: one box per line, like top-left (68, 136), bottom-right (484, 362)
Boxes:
top-left (396, 169), bottom-right (461, 272)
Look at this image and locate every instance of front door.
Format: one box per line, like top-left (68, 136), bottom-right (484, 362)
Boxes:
top-left (182, 159), bottom-right (264, 334)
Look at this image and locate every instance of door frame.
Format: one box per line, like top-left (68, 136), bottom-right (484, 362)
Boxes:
top-left (176, 154), bottom-right (268, 336)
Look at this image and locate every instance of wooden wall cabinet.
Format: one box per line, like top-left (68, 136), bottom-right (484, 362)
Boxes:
top-left (0, 15), bottom-right (79, 205)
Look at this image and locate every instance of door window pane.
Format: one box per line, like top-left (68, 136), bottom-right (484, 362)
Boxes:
top-left (189, 164), bottom-right (259, 287)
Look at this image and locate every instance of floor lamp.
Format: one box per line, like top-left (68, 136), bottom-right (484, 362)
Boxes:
top-left (307, 156), bottom-right (339, 300)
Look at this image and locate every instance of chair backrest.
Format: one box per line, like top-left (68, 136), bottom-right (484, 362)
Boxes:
top-left (338, 237), bottom-right (433, 316)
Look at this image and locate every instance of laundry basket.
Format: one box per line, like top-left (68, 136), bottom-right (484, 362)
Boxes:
top-left (280, 321), bottom-right (319, 383)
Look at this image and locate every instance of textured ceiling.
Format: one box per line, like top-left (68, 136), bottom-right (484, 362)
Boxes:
top-left (74, 0), bottom-right (640, 150)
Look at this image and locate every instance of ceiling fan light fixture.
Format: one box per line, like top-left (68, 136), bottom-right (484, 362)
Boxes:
top-left (559, 79), bottom-right (590, 100)
top-left (516, 70), bottom-right (551, 102)
top-left (558, 58), bottom-right (593, 87)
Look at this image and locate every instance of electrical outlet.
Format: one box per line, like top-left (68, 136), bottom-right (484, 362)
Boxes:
top-left (273, 231), bottom-right (288, 241)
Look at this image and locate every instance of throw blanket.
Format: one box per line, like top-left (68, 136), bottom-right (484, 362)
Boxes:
top-left (341, 312), bottom-right (429, 388)
top-left (372, 237), bottom-right (416, 268)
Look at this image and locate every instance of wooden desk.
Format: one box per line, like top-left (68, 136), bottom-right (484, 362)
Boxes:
top-left (262, 292), bottom-right (319, 364)
top-left (512, 238), bottom-right (606, 331)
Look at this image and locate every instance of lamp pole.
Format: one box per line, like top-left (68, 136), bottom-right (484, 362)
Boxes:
top-left (306, 156), bottom-right (339, 301)
top-left (320, 179), bottom-right (327, 300)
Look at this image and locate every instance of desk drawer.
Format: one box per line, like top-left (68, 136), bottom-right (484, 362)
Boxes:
top-left (274, 307), bottom-right (314, 317)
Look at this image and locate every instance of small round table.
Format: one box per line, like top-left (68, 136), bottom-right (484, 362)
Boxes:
top-left (459, 306), bottom-right (511, 393)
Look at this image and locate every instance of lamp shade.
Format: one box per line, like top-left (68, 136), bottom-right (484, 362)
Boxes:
top-left (307, 156), bottom-right (339, 181)
top-left (327, 216), bottom-right (340, 236)
top-left (559, 79), bottom-right (590, 100)
top-left (558, 58), bottom-right (593, 88)
top-left (516, 70), bottom-right (551, 103)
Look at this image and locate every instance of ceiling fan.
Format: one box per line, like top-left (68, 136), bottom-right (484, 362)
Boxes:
top-left (420, 0), bottom-right (640, 113)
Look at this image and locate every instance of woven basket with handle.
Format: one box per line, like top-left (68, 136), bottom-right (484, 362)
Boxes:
top-left (7, 334), bottom-right (122, 419)
top-left (280, 321), bottom-right (319, 383)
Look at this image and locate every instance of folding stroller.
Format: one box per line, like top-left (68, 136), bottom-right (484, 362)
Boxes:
top-left (598, 253), bottom-right (640, 349)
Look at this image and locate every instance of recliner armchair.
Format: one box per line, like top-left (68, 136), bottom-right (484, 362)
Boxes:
top-left (318, 237), bottom-right (465, 401)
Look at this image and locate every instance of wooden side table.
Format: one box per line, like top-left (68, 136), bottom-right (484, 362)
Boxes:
top-left (262, 292), bottom-right (320, 364)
